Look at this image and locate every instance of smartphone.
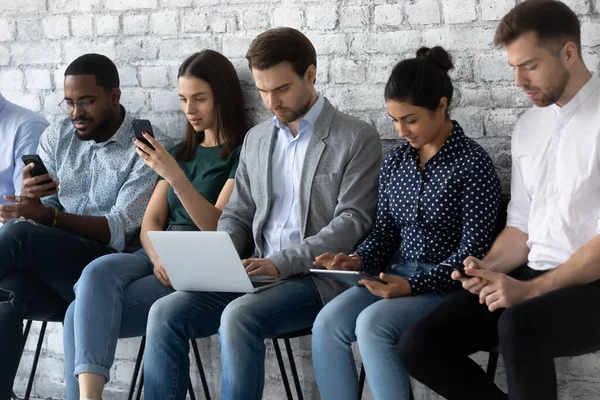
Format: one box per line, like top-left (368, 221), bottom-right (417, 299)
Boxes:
top-left (438, 262), bottom-right (470, 278)
top-left (21, 155), bottom-right (53, 185)
top-left (131, 119), bottom-right (155, 150)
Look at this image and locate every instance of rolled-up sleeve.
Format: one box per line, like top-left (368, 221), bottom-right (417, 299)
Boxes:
top-left (506, 132), bottom-right (530, 234)
top-left (37, 124), bottom-right (62, 210)
top-left (105, 156), bottom-right (158, 252)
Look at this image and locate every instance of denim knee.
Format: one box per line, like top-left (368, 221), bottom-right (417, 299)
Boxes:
top-left (75, 256), bottom-right (128, 295)
top-left (146, 294), bottom-right (183, 338)
top-left (355, 306), bottom-right (392, 345)
top-left (0, 218), bottom-right (38, 241)
top-left (219, 298), bottom-right (255, 339)
top-left (312, 304), bottom-right (350, 344)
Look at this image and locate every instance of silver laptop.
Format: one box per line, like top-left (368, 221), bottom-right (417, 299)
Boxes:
top-left (148, 231), bottom-right (281, 293)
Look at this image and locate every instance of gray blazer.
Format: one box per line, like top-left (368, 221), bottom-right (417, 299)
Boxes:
top-left (217, 98), bottom-right (382, 304)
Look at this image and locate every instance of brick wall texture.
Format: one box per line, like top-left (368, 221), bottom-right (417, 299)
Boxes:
top-left (1, 0), bottom-right (600, 399)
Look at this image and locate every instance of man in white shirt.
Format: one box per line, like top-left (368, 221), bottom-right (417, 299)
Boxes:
top-left (398, 1), bottom-right (600, 399)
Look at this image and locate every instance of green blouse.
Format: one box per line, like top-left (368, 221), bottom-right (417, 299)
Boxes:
top-left (165, 144), bottom-right (240, 227)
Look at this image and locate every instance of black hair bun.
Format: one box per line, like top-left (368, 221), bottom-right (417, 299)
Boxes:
top-left (416, 46), bottom-right (454, 73)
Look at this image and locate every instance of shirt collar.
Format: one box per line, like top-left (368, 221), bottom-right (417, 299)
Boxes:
top-left (405, 120), bottom-right (466, 162)
top-left (91, 106), bottom-right (133, 148)
top-left (272, 93), bottom-right (325, 136)
top-left (552, 75), bottom-right (600, 120)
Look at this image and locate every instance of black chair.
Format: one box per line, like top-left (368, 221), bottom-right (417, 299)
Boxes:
top-left (12, 314), bottom-right (65, 400)
top-left (485, 345), bottom-right (501, 379)
top-left (128, 336), bottom-right (211, 400)
top-left (271, 327), bottom-right (313, 400)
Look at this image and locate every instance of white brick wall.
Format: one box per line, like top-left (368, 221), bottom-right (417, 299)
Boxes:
top-left (1, 0), bottom-right (600, 399)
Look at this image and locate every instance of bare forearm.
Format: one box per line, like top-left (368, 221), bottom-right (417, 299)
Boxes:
top-left (483, 226), bottom-right (529, 274)
top-left (55, 212), bottom-right (111, 244)
top-left (140, 220), bottom-right (164, 262)
top-left (173, 178), bottom-right (222, 231)
top-left (530, 234), bottom-right (600, 297)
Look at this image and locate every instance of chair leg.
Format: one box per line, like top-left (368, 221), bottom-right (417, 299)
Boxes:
top-left (12, 320), bottom-right (35, 400)
top-left (358, 364), bottom-right (366, 400)
top-left (191, 339), bottom-right (212, 400)
top-left (283, 338), bottom-right (303, 400)
top-left (273, 338), bottom-right (293, 400)
top-left (24, 321), bottom-right (47, 400)
top-left (487, 351), bottom-right (499, 380)
top-left (188, 375), bottom-right (197, 400)
top-left (135, 366), bottom-right (144, 400)
top-left (22, 320), bottom-right (33, 349)
top-left (128, 336), bottom-right (146, 400)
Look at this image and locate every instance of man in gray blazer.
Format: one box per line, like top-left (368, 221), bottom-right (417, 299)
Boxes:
top-left (141, 28), bottom-right (382, 399)
top-left (216, 28), bottom-right (382, 399)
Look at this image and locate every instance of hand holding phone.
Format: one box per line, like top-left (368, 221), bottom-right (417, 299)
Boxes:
top-left (20, 155), bottom-right (59, 200)
top-left (21, 155), bottom-right (52, 185)
top-left (438, 262), bottom-right (470, 278)
top-left (132, 119), bottom-right (155, 150)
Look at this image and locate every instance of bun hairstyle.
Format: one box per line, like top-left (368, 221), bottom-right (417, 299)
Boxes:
top-left (384, 46), bottom-right (455, 116)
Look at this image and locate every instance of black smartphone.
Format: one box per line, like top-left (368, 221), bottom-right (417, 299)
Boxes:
top-left (21, 155), bottom-right (52, 185)
top-left (438, 262), bottom-right (470, 278)
top-left (131, 119), bottom-right (155, 150)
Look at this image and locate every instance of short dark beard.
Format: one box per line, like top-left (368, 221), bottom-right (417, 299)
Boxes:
top-left (279, 100), bottom-right (311, 124)
top-left (537, 68), bottom-right (570, 107)
top-left (73, 106), bottom-right (116, 141)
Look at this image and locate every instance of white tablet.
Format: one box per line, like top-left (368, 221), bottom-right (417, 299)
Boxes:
top-left (309, 269), bottom-right (387, 286)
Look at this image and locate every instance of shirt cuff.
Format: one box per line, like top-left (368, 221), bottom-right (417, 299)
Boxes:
top-left (406, 275), bottom-right (424, 296)
top-left (105, 213), bottom-right (125, 252)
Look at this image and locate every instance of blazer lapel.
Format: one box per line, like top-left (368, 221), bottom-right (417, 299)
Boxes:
top-left (254, 125), bottom-right (277, 255)
top-left (299, 100), bottom-right (335, 234)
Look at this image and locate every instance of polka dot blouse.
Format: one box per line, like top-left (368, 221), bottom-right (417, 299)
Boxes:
top-left (355, 121), bottom-right (501, 295)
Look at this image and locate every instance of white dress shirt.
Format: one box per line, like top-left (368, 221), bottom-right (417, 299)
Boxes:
top-left (263, 95), bottom-right (325, 258)
top-left (507, 75), bottom-right (600, 270)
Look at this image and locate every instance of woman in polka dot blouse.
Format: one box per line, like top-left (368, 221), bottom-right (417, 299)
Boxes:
top-left (312, 46), bottom-right (502, 400)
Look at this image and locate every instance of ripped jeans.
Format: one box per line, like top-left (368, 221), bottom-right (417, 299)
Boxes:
top-left (0, 218), bottom-right (111, 398)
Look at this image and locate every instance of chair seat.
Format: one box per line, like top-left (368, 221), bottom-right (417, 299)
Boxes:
top-left (274, 327), bottom-right (313, 339)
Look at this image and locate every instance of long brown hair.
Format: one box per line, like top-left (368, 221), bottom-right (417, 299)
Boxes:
top-left (176, 50), bottom-right (248, 161)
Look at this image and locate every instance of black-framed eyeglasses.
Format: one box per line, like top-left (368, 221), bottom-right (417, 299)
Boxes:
top-left (58, 98), bottom-right (97, 114)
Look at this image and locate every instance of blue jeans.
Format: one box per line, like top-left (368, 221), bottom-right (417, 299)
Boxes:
top-left (63, 249), bottom-right (174, 400)
top-left (0, 218), bottom-right (111, 399)
top-left (142, 290), bottom-right (242, 399)
top-left (142, 275), bottom-right (322, 400)
top-left (312, 261), bottom-right (457, 400)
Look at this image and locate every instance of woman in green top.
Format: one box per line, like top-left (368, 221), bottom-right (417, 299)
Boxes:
top-left (63, 50), bottom-right (248, 400)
